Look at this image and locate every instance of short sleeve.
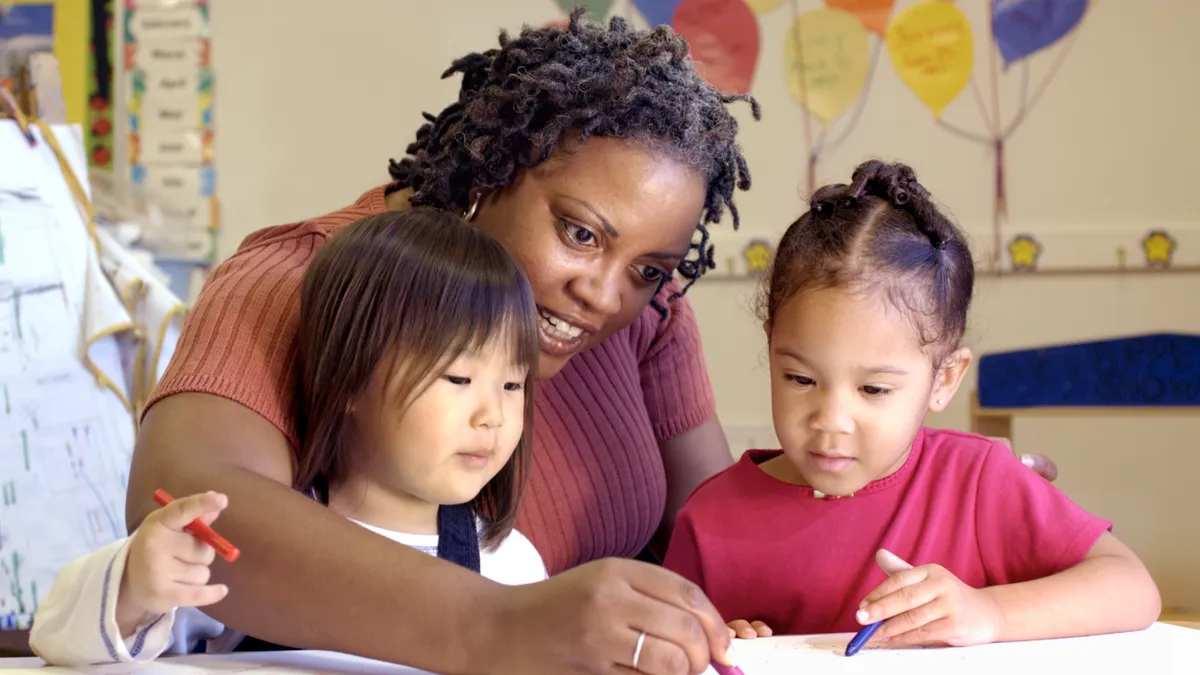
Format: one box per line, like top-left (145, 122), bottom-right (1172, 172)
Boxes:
top-left (636, 280), bottom-right (717, 441)
top-left (142, 226), bottom-right (327, 446)
top-left (974, 443), bottom-right (1113, 585)
top-left (481, 529), bottom-right (549, 585)
top-left (662, 505), bottom-right (706, 589)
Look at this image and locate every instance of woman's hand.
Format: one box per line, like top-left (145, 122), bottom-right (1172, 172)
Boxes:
top-left (726, 619), bottom-right (773, 639)
top-left (987, 437), bottom-right (1058, 482)
top-left (856, 550), bottom-right (1003, 649)
top-left (490, 558), bottom-right (735, 675)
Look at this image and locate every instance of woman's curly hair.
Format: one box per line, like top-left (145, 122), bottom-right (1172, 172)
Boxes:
top-left (388, 6), bottom-right (760, 311)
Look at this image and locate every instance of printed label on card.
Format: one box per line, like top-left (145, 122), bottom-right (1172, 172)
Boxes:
top-left (127, 0), bottom-right (199, 8)
top-left (138, 130), bottom-right (203, 164)
top-left (140, 95), bottom-right (200, 129)
top-left (139, 223), bottom-right (214, 259)
top-left (128, 5), bottom-right (206, 42)
top-left (133, 39), bottom-right (203, 71)
top-left (141, 165), bottom-right (204, 205)
top-left (142, 68), bottom-right (198, 97)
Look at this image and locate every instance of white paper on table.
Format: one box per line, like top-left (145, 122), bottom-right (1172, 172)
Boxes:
top-left (705, 623), bottom-right (1199, 674)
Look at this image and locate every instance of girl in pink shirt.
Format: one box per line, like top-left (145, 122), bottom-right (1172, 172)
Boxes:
top-left (664, 161), bottom-right (1160, 648)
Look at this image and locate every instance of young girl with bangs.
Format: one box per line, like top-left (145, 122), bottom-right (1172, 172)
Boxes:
top-left (31, 208), bottom-right (546, 663)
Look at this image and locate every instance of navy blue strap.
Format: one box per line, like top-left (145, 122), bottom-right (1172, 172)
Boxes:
top-left (436, 503), bottom-right (481, 573)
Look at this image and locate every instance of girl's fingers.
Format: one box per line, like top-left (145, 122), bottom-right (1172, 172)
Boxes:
top-left (859, 566), bottom-right (929, 611)
top-left (859, 577), bottom-right (939, 627)
top-left (726, 620), bottom-right (757, 639)
top-left (172, 582), bottom-right (229, 609)
top-left (879, 615), bottom-right (953, 648)
top-left (154, 492), bottom-right (229, 533)
top-left (172, 560), bottom-right (213, 587)
top-left (166, 530), bottom-right (216, 565)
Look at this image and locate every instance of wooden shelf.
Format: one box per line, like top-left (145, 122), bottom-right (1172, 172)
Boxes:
top-left (969, 392), bottom-right (1200, 440)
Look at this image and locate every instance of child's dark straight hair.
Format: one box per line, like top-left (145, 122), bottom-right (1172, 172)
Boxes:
top-left (760, 160), bottom-right (975, 361)
top-left (295, 207), bottom-right (539, 549)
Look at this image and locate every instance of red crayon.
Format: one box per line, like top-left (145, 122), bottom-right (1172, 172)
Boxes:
top-left (152, 488), bottom-right (241, 563)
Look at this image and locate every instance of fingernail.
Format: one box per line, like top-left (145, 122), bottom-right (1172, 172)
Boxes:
top-left (856, 609), bottom-right (871, 624)
top-left (1021, 455), bottom-right (1035, 468)
top-left (723, 640), bottom-right (739, 666)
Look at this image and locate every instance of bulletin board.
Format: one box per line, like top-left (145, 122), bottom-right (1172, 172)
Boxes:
top-left (0, 0), bottom-right (89, 128)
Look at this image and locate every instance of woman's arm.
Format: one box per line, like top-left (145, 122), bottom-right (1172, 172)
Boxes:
top-left (127, 394), bottom-right (501, 670)
top-left (128, 394), bottom-right (735, 675)
top-left (982, 532), bottom-right (1160, 641)
top-left (651, 416), bottom-right (734, 557)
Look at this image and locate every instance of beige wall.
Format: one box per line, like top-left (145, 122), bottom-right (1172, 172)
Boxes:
top-left (210, 1), bottom-right (1200, 612)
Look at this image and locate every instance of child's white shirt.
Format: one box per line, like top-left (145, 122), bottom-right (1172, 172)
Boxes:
top-left (29, 517), bottom-right (547, 665)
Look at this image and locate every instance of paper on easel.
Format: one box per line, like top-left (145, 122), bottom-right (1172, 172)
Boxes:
top-left (0, 120), bottom-right (137, 630)
top-left (95, 225), bottom-right (188, 405)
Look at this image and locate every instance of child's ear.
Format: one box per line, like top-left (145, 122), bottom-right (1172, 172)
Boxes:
top-left (928, 348), bottom-right (973, 413)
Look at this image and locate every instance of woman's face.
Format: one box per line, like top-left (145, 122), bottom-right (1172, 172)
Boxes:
top-left (473, 137), bottom-right (707, 380)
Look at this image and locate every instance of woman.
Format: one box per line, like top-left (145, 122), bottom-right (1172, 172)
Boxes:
top-left (126, 10), bottom-right (1055, 674)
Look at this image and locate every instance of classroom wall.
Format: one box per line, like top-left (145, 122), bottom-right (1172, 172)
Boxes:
top-left (208, 1), bottom-right (1200, 612)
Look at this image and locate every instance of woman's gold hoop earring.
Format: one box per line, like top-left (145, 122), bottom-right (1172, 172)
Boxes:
top-left (464, 193), bottom-right (482, 222)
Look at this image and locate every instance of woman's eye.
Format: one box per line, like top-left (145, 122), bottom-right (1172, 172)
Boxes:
top-left (634, 264), bottom-right (665, 283)
top-left (444, 375), bottom-right (470, 385)
top-left (862, 385), bottom-right (892, 397)
top-left (786, 374), bottom-right (815, 386)
top-left (504, 382), bottom-right (523, 392)
top-left (562, 220), bottom-right (596, 246)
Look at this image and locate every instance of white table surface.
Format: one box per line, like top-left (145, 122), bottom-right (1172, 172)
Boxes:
top-left (2, 622), bottom-right (1196, 673)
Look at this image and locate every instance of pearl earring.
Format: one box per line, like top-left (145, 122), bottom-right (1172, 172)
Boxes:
top-left (936, 399), bottom-right (943, 405)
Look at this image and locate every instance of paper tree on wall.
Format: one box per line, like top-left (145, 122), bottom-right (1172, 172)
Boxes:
top-left (884, 0), bottom-right (1090, 271)
top-left (723, 1), bottom-right (894, 194)
top-left (780, 2), bottom-right (895, 194)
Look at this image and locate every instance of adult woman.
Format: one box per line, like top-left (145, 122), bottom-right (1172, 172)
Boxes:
top-left (130, 11), bottom-right (746, 675)
top-left (126, 9), bottom-right (1055, 674)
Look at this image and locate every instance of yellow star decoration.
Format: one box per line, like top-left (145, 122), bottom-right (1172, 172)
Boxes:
top-left (1142, 230), bottom-right (1176, 268)
top-left (1007, 235), bottom-right (1041, 272)
top-left (743, 240), bottom-right (773, 275)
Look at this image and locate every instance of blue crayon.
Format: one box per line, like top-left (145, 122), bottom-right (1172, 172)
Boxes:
top-left (845, 620), bottom-right (882, 656)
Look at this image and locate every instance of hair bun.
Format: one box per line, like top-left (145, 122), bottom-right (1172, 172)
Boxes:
top-left (849, 160), bottom-right (929, 209)
top-left (846, 160), bottom-right (948, 250)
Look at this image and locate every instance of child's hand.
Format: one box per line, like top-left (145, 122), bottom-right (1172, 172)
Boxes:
top-left (856, 549), bottom-right (1002, 648)
top-left (727, 619), bottom-right (773, 639)
top-left (115, 492), bottom-right (231, 637)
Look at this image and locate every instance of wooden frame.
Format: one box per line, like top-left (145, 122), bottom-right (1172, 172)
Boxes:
top-left (970, 391), bottom-right (1200, 627)
top-left (969, 391), bottom-right (1200, 441)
